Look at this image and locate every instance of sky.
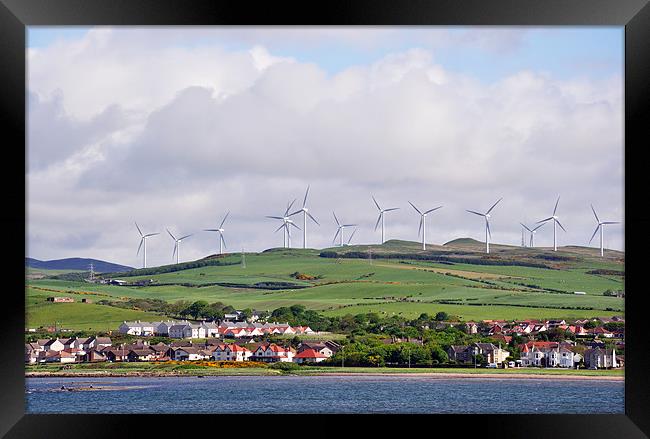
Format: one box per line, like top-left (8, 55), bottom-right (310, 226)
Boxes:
top-left (26, 26), bottom-right (624, 268)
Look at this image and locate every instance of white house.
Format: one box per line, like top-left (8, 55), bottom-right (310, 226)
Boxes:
top-left (169, 323), bottom-right (206, 339)
top-left (119, 321), bottom-right (155, 336)
top-left (200, 321), bottom-right (220, 338)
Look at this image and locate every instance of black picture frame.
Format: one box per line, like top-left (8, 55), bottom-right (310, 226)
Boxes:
top-left (2, 1), bottom-right (649, 437)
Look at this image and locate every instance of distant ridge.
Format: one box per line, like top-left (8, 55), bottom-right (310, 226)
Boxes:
top-left (443, 237), bottom-right (483, 246)
top-left (26, 257), bottom-right (133, 273)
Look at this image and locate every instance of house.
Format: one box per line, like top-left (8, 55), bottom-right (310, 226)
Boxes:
top-left (447, 345), bottom-right (473, 364)
top-left (200, 321), bottom-right (220, 338)
top-left (519, 342), bottom-right (580, 368)
top-left (169, 323), bottom-right (206, 339)
top-left (251, 343), bottom-right (296, 362)
top-left (60, 337), bottom-right (80, 351)
top-left (149, 342), bottom-right (171, 359)
top-left (584, 348), bottom-right (618, 369)
top-left (169, 346), bottom-right (210, 361)
top-left (293, 348), bottom-right (328, 363)
top-left (465, 322), bottom-right (478, 334)
top-left (153, 321), bottom-right (176, 336)
top-left (128, 349), bottom-right (156, 362)
top-left (43, 338), bottom-right (65, 352)
top-left (591, 327), bottom-right (614, 338)
top-left (43, 350), bottom-right (76, 363)
top-left (118, 321), bottom-right (155, 336)
top-left (81, 298), bottom-right (92, 303)
top-left (213, 344), bottom-right (252, 362)
top-left (105, 347), bottom-right (130, 362)
top-left (47, 297), bottom-right (74, 303)
top-left (110, 279), bottom-right (128, 286)
top-left (473, 343), bottom-right (509, 365)
top-left (293, 326), bottom-right (315, 334)
top-left (84, 349), bottom-right (108, 363)
top-left (297, 342), bottom-right (334, 358)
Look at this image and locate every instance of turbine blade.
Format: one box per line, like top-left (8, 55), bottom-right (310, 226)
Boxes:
top-left (537, 217), bottom-right (553, 224)
top-left (288, 210), bottom-right (302, 217)
top-left (520, 223), bottom-right (532, 232)
top-left (529, 235), bottom-right (533, 246)
top-left (274, 223), bottom-right (285, 233)
top-left (219, 212), bottom-right (230, 229)
top-left (266, 216), bottom-right (284, 220)
top-left (135, 222), bottom-right (143, 237)
top-left (307, 212), bottom-right (320, 225)
top-left (179, 234), bottom-right (193, 241)
top-left (290, 222), bottom-right (301, 230)
top-left (172, 242), bottom-right (177, 260)
top-left (556, 219), bottom-right (567, 232)
top-left (408, 201), bottom-right (422, 215)
top-left (333, 228), bottom-right (341, 244)
top-left (589, 225), bottom-right (600, 244)
top-left (372, 195), bottom-right (381, 211)
top-left (486, 219), bottom-right (491, 238)
top-left (285, 199), bottom-right (296, 216)
top-left (532, 222), bottom-right (546, 231)
top-left (347, 228), bottom-right (357, 244)
top-left (424, 206), bottom-right (442, 214)
top-left (343, 224), bottom-right (358, 227)
top-left (137, 238), bottom-right (144, 256)
top-left (553, 196), bottom-right (560, 216)
top-left (302, 185), bottom-right (310, 208)
top-left (167, 228), bottom-right (177, 240)
top-left (466, 210), bottom-right (484, 217)
top-left (384, 207), bottom-right (399, 212)
top-left (374, 214), bottom-right (382, 231)
top-left (332, 211), bottom-right (341, 227)
top-left (418, 216), bottom-right (423, 237)
top-left (204, 229), bottom-right (219, 232)
top-left (145, 233), bottom-right (160, 237)
top-left (486, 197), bottom-right (503, 215)
top-left (590, 204), bottom-right (600, 223)
top-left (602, 221), bottom-right (620, 225)
top-left (221, 234), bottom-right (227, 250)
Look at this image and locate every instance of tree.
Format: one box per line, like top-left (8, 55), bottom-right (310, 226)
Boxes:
top-left (186, 300), bottom-right (208, 319)
top-left (435, 311), bottom-right (449, 321)
top-left (583, 320), bottom-right (598, 329)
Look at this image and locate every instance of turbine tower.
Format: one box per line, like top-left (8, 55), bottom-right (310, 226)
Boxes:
top-left (520, 222), bottom-right (545, 247)
top-left (537, 196), bottom-right (566, 251)
top-left (204, 212), bottom-right (230, 255)
top-left (589, 204), bottom-right (620, 257)
top-left (332, 212), bottom-right (357, 247)
top-left (166, 229), bottom-right (193, 264)
top-left (135, 222), bottom-right (159, 268)
top-left (267, 200), bottom-right (300, 248)
top-left (372, 196), bottom-right (399, 244)
top-left (466, 198), bottom-right (502, 254)
top-left (289, 185), bottom-right (319, 249)
top-left (408, 201), bottom-right (442, 250)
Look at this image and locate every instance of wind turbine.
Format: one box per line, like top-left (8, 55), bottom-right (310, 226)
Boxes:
top-left (332, 212), bottom-right (357, 247)
top-left (166, 229), bottom-right (193, 264)
top-left (372, 196), bottom-right (399, 244)
top-left (520, 222), bottom-right (545, 247)
top-left (408, 201), bottom-right (443, 250)
top-left (537, 196), bottom-right (566, 251)
top-left (466, 198), bottom-right (502, 254)
top-left (267, 200), bottom-right (300, 248)
top-left (589, 204), bottom-right (620, 257)
top-left (289, 185), bottom-right (319, 249)
top-left (135, 222), bottom-right (159, 268)
top-left (204, 212), bottom-right (230, 255)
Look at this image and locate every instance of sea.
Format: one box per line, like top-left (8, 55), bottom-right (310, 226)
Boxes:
top-left (26, 375), bottom-right (624, 414)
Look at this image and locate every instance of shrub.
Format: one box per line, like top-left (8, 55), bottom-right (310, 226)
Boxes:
top-left (270, 362), bottom-right (300, 371)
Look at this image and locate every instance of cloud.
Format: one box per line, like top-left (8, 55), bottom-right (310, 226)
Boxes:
top-left (27, 29), bottom-right (623, 267)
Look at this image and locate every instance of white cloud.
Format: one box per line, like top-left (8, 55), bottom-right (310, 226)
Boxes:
top-left (27, 29), bottom-right (623, 267)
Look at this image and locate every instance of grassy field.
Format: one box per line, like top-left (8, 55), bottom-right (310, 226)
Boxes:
top-left (25, 240), bottom-right (624, 330)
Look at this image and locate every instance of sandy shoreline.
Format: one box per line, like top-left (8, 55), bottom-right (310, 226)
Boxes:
top-left (25, 371), bottom-right (623, 381)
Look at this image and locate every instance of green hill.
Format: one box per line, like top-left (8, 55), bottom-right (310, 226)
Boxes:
top-left (25, 239), bottom-right (624, 330)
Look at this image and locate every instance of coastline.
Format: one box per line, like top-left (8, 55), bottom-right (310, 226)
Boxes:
top-left (25, 369), bottom-right (624, 381)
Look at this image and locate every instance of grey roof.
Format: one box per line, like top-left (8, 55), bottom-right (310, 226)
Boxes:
top-left (169, 324), bottom-right (192, 331)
